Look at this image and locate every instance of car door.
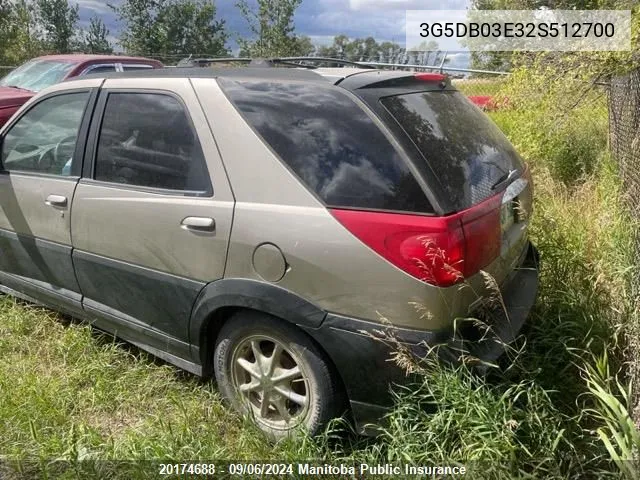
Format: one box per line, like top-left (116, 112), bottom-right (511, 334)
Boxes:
top-left (0, 81), bottom-right (98, 315)
top-left (71, 77), bottom-right (234, 359)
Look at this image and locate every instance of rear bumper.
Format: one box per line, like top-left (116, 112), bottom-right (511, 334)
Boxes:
top-left (303, 242), bottom-right (539, 434)
top-left (452, 242), bottom-right (540, 367)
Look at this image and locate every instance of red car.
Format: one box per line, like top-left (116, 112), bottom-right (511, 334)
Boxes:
top-left (0, 54), bottom-right (163, 127)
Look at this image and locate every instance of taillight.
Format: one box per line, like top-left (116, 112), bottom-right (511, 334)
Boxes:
top-left (414, 73), bottom-right (446, 82)
top-left (330, 194), bottom-right (503, 288)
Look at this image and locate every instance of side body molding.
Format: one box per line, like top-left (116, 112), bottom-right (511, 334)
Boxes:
top-left (189, 278), bottom-right (327, 366)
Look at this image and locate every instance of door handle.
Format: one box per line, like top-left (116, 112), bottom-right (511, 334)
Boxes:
top-left (45, 194), bottom-right (68, 207)
top-left (181, 216), bottom-right (215, 232)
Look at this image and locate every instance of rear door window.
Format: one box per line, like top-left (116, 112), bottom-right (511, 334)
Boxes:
top-left (381, 91), bottom-right (524, 209)
top-left (122, 65), bottom-right (154, 71)
top-left (83, 65), bottom-right (117, 74)
top-left (220, 79), bottom-right (432, 213)
top-left (94, 92), bottom-right (211, 194)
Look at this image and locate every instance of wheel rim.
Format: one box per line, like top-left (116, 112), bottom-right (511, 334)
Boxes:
top-left (231, 335), bottom-right (310, 430)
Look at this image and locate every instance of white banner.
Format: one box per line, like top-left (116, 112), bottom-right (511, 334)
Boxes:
top-left (406, 10), bottom-right (631, 51)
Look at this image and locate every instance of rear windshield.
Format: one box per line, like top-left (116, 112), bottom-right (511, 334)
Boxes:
top-left (381, 91), bottom-right (524, 209)
top-left (220, 79), bottom-right (432, 213)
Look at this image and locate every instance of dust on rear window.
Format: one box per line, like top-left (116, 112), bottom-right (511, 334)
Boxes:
top-left (381, 91), bottom-right (524, 209)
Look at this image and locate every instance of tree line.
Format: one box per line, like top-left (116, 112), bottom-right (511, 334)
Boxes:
top-left (0, 0), bottom-right (446, 67)
top-left (469, 0), bottom-right (637, 71)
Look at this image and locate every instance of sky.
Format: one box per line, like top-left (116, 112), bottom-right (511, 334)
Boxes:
top-left (76, 0), bottom-right (471, 50)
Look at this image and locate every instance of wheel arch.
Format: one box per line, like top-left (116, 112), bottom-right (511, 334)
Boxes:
top-left (190, 278), bottom-right (327, 377)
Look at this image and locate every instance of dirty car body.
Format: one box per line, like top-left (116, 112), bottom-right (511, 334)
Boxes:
top-left (0, 65), bottom-right (538, 438)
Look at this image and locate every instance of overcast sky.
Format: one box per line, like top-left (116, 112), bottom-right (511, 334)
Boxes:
top-left (76, 0), bottom-right (471, 49)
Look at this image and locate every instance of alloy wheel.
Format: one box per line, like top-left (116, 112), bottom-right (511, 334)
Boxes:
top-left (231, 335), bottom-right (310, 430)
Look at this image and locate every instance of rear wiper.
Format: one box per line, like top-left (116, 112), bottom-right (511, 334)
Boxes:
top-left (491, 168), bottom-right (519, 191)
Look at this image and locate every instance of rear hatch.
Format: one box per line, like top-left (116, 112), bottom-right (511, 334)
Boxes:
top-left (221, 71), bottom-right (532, 291)
top-left (338, 73), bottom-right (533, 287)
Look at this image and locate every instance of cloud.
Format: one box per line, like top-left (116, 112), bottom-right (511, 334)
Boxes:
top-left (306, 35), bottom-right (336, 46)
top-left (350, 0), bottom-right (468, 10)
top-left (79, 0), bottom-right (471, 51)
top-left (77, 0), bottom-right (112, 14)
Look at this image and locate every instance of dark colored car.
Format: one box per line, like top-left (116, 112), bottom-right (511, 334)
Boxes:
top-left (0, 54), bottom-right (163, 127)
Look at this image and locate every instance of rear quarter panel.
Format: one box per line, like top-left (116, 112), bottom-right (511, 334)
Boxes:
top-left (191, 78), bottom-right (494, 332)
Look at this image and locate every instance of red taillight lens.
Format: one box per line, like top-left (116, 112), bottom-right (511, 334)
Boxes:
top-left (458, 194), bottom-right (502, 277)
top-left (330, 194), bottom-right (503, 288)
top-left (414, 73), bottom-right (446, 82)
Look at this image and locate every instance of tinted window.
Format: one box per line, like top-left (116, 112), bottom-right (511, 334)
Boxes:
top-left (122, 65), bottom-right (154, 71)
top-left (221, 80), bottom-right (431, 212)
top-left (95, 93), bottom-right (210, 193)
top-left (381, 91), bottom-right (524, 208)
top-left (0, 60), bottom-right (75, 92)
top-left (84, 65), bottom-right (117, 74)
top-left (1, 92), bottom-right (89, 175)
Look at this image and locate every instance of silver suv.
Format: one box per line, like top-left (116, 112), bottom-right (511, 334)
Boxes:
top-left (0, 65), bottom-right (539, 439)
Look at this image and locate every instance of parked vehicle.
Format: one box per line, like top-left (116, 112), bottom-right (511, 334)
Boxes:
top-left (0, 54), bottom-right (163, 127)
top-left (0, 64), bottom-right (538, 439)
top-left (468, 94), bottom-right (510, 111)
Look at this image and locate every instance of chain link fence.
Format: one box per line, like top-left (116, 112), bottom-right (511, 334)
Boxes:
top-left (610, 70), bottom-right (640, 223)
top-left (609, 69), bottom-right (640, 425)
top-left (609, 69), bottom-right (640, 306)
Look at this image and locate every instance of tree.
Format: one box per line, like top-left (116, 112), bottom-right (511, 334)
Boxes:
top-left (110, 0), bottom-right (159, 55)
top-left (0, 0), bottom-right (42, 65)
top-left (36, 0), bottom-right (79, 53)
top-left (379, 41), bottom-right (403, 62)
top-left (236, 0), bottom-right (303, 57)
top-left (468, 0), bottom-right (627, 71)
top-left (0, 0), bottom-right (16, 63)
top-left (81, 16), bottom-right (112, 54)
top-left (155, 0), bottom-right (228, 56)
top-left (291, 35), bottom-right (315, 56)
top-left (111, 0), bottom-right (228, 58)
top-left (318, 36), bottom-right (407, 63)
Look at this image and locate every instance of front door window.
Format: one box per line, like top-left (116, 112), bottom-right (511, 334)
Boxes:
top-left (1, 92), bottom-right (89, 176)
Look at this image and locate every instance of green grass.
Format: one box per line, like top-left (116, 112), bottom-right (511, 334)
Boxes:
top-left (0, 155), bottom-right (635, 479)
top-left (0, 300), bottom-right (295, 477)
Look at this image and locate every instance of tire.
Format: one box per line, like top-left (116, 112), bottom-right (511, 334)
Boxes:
top-left (214, 310), bottom-right (341, 440)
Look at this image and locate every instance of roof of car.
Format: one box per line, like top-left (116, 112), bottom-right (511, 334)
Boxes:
top-left (80, 67), bottom-right (332, 82)
top-left (73, 65), bottom-right (451, 91)
top-left (32, 54), bottom-right (161, 64)
top-left (312, 67), bottom-right (374, 83)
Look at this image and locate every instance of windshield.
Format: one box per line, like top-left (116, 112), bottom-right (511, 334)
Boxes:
top-left (0, 60), bottom-right (75, 92)
top-left (381, 91), bottom-right (524, 209)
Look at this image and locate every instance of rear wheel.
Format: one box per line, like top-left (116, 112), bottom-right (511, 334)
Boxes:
top-left (214, 311), bottom-right (341, 440)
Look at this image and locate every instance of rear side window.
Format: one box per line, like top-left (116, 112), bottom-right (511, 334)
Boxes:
top-left (95, 92), bottom-right (210, 193)
top-left (220, 80), bottom-right (431, 213)
top-left (84, 65), bottom-right (117, 74)
top-left (122, 65), bottom-right (154, 71)
top-left (381, 91), bottom-right (524, 209)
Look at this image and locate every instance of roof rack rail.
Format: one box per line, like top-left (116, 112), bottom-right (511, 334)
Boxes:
top-left (176, 56), bottom-right (379, 70)
top-left (176, 57), bottom-right (254, 67)
top-left (274, 57), bottom-right (377, 69)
